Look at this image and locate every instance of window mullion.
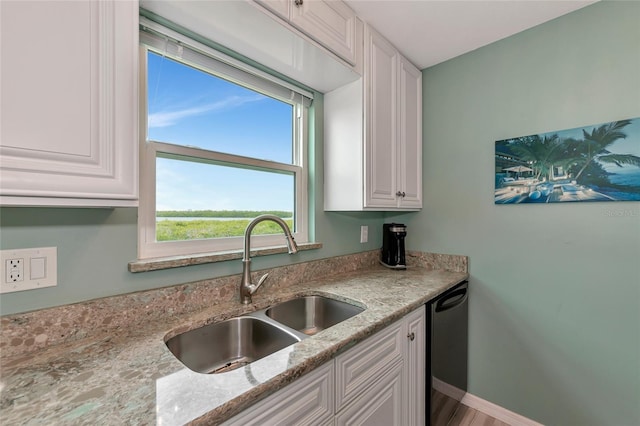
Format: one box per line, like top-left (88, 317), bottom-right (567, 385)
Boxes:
top-left (150, 141), bottom-right (300, 175)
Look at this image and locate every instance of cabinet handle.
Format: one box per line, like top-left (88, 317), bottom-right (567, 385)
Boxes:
top-left (396, 191), bottom-right (406, 197)
top-left (407, 332), bottom-right (415, 341)
top-left (294, 0), bottom-right (303, 6)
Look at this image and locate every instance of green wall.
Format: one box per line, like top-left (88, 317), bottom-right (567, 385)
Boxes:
top-left (401, 2), bottom-right (640, 424)
top-left (2, 3), bottom-right (639, 424)
top-left (0, 94), bottom-right (388, 315)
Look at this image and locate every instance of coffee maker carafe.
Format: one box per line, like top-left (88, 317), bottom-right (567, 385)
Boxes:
top-left (381, 223), bottom-right (407, 269)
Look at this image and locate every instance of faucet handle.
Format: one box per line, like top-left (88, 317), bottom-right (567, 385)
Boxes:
top-left (254, 273), bottom-right (269, 292)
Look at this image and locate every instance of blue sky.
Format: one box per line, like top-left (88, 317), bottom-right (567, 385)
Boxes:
top-left (147, 52), bottom-right (295, 212)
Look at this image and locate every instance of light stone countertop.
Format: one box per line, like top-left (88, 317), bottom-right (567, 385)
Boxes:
top-left (0, 264), bottom-right (468, 425)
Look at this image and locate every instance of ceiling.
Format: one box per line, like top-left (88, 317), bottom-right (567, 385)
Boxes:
top-left (343, 0), bottom-right (598, 69)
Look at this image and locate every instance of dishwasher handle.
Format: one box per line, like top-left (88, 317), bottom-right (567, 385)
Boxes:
top-left (435, 285), bottom-right (468, 313)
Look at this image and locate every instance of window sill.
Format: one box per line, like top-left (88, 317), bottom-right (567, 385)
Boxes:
top-left (128, 242), bottom-right (323, 273)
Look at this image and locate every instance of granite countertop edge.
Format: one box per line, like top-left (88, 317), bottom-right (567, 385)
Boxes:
top-left (0, 266), bottom-right (469, 425)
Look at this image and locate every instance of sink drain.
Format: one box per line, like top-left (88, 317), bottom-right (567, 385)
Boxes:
top-left (208, 357), bottom-right (253, 374)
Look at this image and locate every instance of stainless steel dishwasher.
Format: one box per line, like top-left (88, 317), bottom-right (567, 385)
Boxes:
top-left (426, 280), bottom-right (469, 425)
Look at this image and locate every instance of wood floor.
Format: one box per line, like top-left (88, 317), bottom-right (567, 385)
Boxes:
top-left (432, 389), bottom-right (510, 426)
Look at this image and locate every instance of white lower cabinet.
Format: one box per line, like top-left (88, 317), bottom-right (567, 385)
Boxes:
top-left (334, 362), bottom-right (404, 426)
top-left (335, 319), bottom-right (404, 413)
top-left (222, 361), bottom-right (334, 426)
top-left (224, 306), bottom-right (425, 426)
top-left (335, 306), bottom-right (425, 425)
top-left (404, 307), bottom-right (427, 426)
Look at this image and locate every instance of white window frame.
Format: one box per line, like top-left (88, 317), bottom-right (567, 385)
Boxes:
top-left (138, 20), bottom-right (310, 260)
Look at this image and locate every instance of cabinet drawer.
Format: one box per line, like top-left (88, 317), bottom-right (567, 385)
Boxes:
top-left (223, 362), bottom-right (334, 426)
top-left (335, 321), bottom-right (403, 411)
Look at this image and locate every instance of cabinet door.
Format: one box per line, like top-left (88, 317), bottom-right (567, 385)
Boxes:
top-left (335, 320), bottom-right (403, 412)
top-left (223, 362), bottom-right (334, 426)
top-left (364, 26), bottom-right (398, 209)
top-left (254, 0), bottom-right (290, 20)
top-left (290, 0), bottom-right (357, 65)
top-left (0, 0), bottom-right (138, 206)
top-left (397, 56), bottom-right (423, 209)
top-left (334, 362), bottom-right (404, 426)
top-left (404, 305), bottom-right (426, 425)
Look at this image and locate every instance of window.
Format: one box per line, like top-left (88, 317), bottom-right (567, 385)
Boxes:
top-left (138, 23), bottom-right (311, 259)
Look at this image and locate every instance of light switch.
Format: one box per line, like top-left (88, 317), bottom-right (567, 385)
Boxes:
top-left (31, 257), bottom-right (46, 280)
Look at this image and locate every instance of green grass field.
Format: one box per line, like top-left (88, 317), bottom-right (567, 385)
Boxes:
top-left (156, 218), bottom-right (294, 241)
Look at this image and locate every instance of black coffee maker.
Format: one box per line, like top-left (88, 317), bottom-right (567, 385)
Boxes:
top-left (381, 223), bottom-right (407, 269)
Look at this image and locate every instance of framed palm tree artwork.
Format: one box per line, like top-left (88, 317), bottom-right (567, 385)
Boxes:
top-left (495, 117), bottom-right (640, 203)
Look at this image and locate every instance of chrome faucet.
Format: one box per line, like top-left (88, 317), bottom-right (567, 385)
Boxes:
top-left (240, 215), bottom-right (298, 304)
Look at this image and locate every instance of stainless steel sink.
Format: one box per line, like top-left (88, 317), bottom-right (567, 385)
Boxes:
top-left (265, 295), bottom-right (364, 336)
top-left (166, 295), bottom-right (365, 374)
top-left (165, 316), bottom-right (299, 374)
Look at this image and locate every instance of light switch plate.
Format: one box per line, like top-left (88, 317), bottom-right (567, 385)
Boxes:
top-left (0, 247), bottom-right (57, 293)
top-left (360, 225), bottom-right (368, 243)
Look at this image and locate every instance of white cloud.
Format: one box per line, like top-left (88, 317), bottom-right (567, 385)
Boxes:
top-left (148, 94), bottom-right (263, 128)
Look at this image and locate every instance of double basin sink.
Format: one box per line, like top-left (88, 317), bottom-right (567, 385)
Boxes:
top-left (165, 295), bottom-right (365, 374)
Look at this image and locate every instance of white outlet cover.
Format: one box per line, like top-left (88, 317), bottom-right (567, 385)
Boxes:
top-left (0, 247), bottom-right (57, 293)
top-left (5, 258), bottom-right (24, 283)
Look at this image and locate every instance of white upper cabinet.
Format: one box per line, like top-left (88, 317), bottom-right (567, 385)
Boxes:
top-left (397, 55), bottom-right (423, 209)
top-left (0, 0), bottom-right (138, 207)
top-left (254, 0), bottom-right (291, 20)
top-left (365, 27), bottom-right (399, 208)
top-left (289, 0), bottom-right (357, 66)
top-left (255, 0), bottom-right (358, 67)
top-left (324, 24), bottom-right (422, 211)
top-left (141, 0), bottom-right (360, 93)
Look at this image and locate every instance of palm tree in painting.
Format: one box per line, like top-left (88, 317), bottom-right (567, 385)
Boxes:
top-left (572, 120), bottom-right (640, 182)
top-left (510, 134), bottom-right (560, 181)
top-left (550, 137), bottom-right (586, 179)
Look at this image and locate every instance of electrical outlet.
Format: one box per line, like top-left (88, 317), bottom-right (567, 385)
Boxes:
top-left (5, 259), bottom-right (24, 282)
top-left (360, 225), bottom-right (368, 243)
top-left (1, 247), bottom-right (57, 293)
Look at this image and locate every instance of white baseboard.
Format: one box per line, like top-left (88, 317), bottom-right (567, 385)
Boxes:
top-left (432, 378), bottom-right (544, 426)
top-left (432, 377), bottom-right (466, 402)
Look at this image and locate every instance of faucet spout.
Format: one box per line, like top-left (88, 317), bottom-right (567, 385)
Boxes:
top-left (240, 215), bottom-right (298, 304)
